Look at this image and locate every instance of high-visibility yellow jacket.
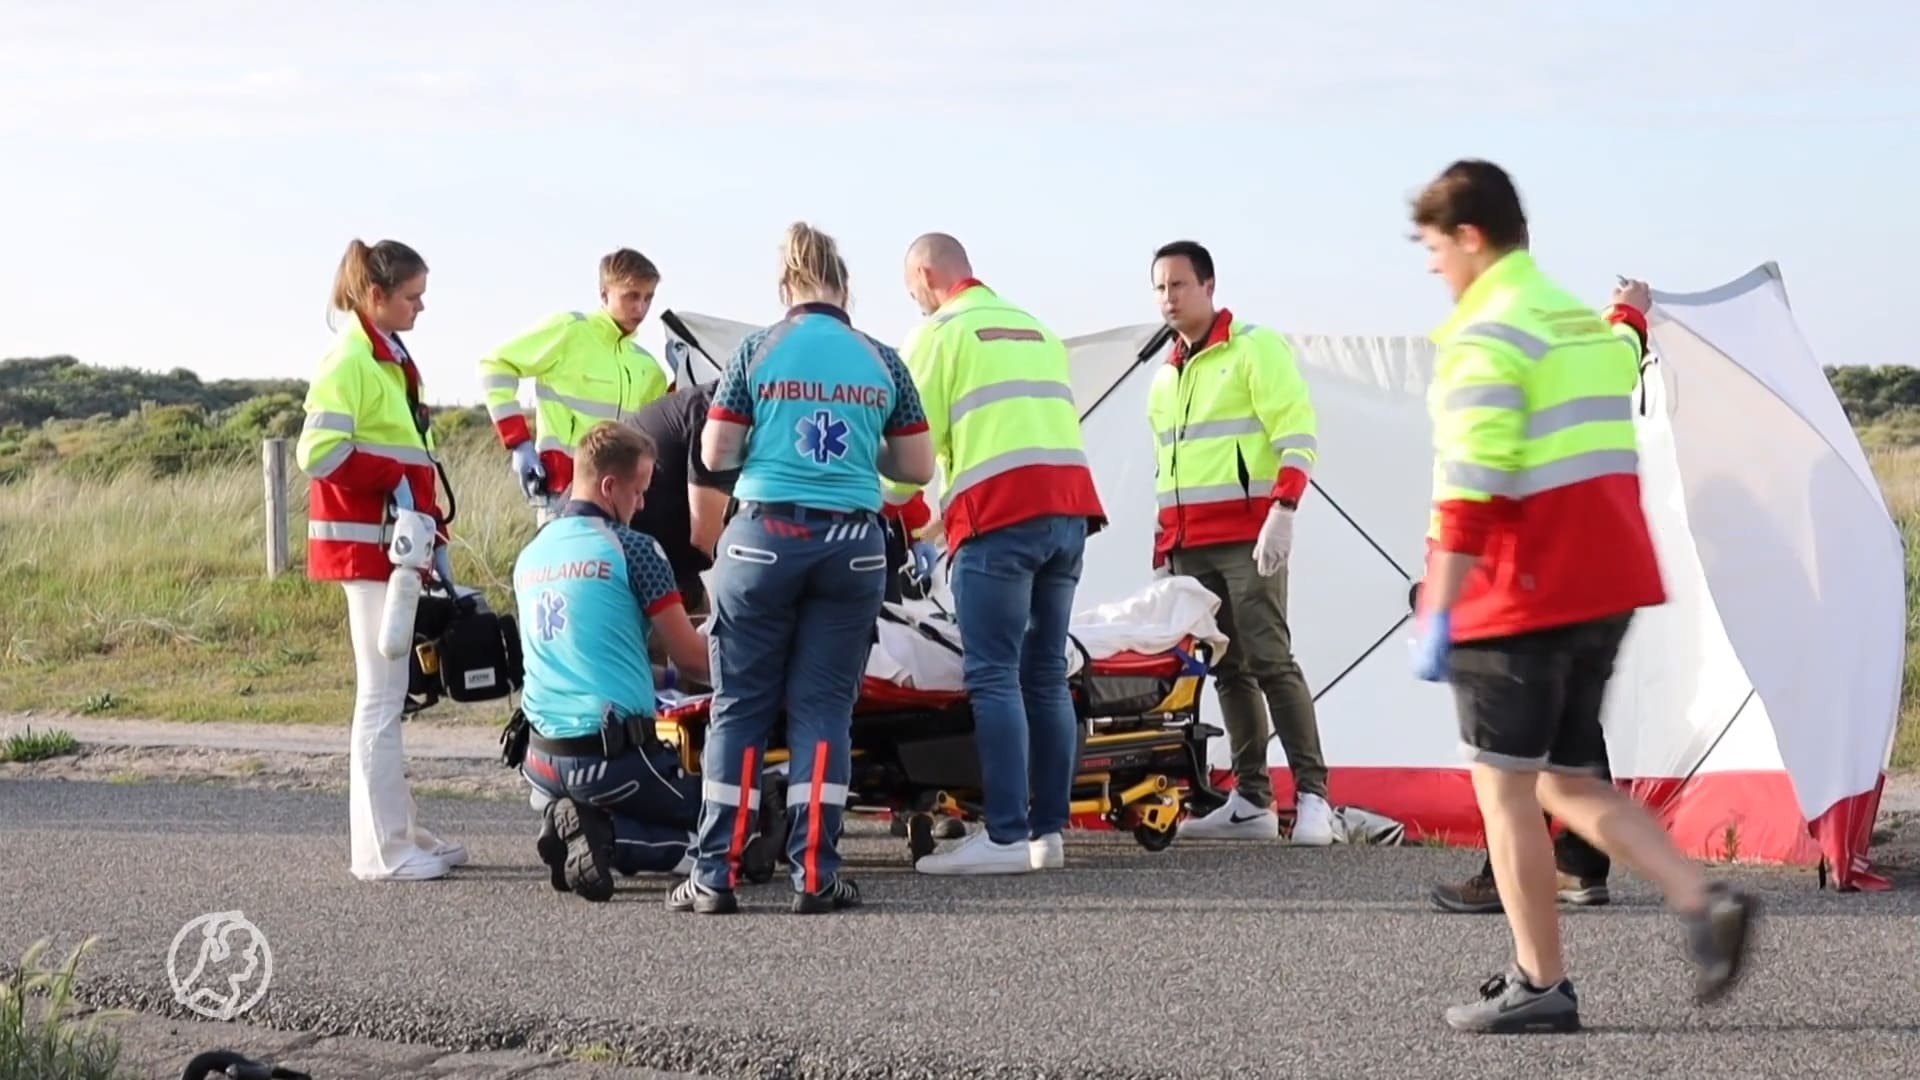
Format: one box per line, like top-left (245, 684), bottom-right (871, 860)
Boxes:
top-left (478, 308), bottom-right (671, 491)
top-left (1424, 249), bottom-right (1666, 641)
top-left (295, 313), bottom-right (446, 582)
top-left (883, 280), bottom-right (1105, 550)
top-left (1147, 310), bottom-right (1317, 564)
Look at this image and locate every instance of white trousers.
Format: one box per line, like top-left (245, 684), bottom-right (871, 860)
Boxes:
top-left (342, 579), bottom-right (447, 880)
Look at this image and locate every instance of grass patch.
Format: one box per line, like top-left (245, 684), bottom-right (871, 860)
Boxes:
top-left (1864, 433), bottom-right (1920, 771)
top-left (0, 432), bottom-right (531, 728)
top-left (0, 725), bottom-right (78, 763)
top-left (0, 938), bottom-right (138, 1080)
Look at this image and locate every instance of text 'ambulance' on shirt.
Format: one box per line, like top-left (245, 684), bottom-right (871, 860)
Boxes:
top-left (707, 304), bottom-right (927, 514)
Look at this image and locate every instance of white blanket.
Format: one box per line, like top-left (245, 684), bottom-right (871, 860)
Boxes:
top-left (865, 576), bottom-right (1229, 691)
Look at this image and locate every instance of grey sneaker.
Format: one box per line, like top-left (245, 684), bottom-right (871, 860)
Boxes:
top-left (1682, 882), bottom-right (1759, 1003)
top-left (1444, 968), bottom-right (1581, 1034)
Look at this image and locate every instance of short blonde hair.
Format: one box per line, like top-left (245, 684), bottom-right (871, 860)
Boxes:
top-left (574, 421), bottom-right (656, 485)
top-left (599, 248), bottom-right (660, 289)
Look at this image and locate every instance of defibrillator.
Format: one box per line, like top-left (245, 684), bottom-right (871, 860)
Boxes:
top-left (402, 586), bottom-right (525, 717)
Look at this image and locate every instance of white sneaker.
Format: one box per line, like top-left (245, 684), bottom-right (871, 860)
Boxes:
top-left (1030, 832), bottom-right (1064, 870)
top-left (354, 852), bottom-right (451, 882)
top-left (1176, 790), bottom-right (1279, 841)
top-left (916, 829), bottom-right (1033, 876)
top-left (424, 840), bottom-right (469, 867)
top-left (1290, 793), bottom-right (1337, 846)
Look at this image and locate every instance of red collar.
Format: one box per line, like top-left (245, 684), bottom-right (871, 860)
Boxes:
top-left (944, 277), bottom-right (986, 303)
top-left (1169, 308), bottom-right (1234, 366)
top-left (357, 311), bottom-right (404, 365)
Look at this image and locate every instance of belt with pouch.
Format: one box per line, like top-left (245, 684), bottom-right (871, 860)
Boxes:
top-left (528, 708), bottom-right (659, 759)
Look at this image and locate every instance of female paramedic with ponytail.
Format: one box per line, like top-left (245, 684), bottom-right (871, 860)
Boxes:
top-left (295, 238), bottom-right (465, 883)
top-left (672, 222), bottom-right (935, 915)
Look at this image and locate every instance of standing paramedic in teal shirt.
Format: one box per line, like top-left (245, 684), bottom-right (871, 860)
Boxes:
top-left (671, 222), bottom-right (934, 916)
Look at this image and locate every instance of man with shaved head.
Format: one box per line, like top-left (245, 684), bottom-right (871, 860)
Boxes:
top-left (889, 233), bottom-right (1108, 877)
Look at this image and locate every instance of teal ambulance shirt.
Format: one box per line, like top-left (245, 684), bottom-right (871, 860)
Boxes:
top-left (512, 501), bottom-right (684, 740)
top-left (707, 305), bottom-right (927, 513)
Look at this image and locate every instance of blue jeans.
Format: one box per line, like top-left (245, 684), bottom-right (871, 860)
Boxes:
top-left (693, 502), bottom-right (887, 894)
top-left (522, 741), bottom-right (699, 873)
top-left (949, 513), bottom-right (1089, 845)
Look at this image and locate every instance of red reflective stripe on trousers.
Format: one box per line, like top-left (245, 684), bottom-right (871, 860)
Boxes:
top-left (804, 740), bottom-right (827, 894)
top-left (726, 746), bottom-right (757, 889)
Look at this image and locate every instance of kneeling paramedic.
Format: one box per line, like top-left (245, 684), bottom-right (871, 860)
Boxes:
top-left (510, 421), bottom-right (714, 903)
top-left (675, 221), bottom-right (934, 916)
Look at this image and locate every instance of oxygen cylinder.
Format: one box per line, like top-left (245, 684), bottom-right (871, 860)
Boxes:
top-left (377, 567), bottom-right (422, 660)
top-left (376, 508), bottom-right (437, 661)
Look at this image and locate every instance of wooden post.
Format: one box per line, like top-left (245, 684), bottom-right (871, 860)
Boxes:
top-left (263, 438), bottom-right (289, 578)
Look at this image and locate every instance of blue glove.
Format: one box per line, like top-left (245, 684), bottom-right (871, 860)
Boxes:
top-left (1410, 610), bottom-right (1452, 682)
top-left (391, 482), bottom-right (414, 513)
top-left (510, 443), bottom-right (548, 500)
top-left (910, 541), bottom-right (938, 583)
top-left (432, 544), bottom-right (455, 588)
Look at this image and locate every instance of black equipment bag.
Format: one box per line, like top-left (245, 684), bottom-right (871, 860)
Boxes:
top-left (405, 589), bottom-right (524, 712)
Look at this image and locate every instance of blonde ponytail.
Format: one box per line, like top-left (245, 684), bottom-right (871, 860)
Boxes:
top-left (778, 221), bottom-right (850, 308)
top-left (329, 237), bottom-right (429, 320)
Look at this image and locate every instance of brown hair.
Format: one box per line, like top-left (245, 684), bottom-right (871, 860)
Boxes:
top-left (778, 221), bottom-right (850, 306)
top-left (1410, 159), bottom-right (1529, 250)
top-left (574, 421), bottom-right (657, 485)
top-left (599, 248), bottom-right (660, 289)
top-left (330, 238), bottom-right (428, 317)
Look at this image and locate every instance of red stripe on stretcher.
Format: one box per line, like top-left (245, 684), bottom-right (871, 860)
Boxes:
top-left (805, 740), bottom-right (827, 894)
top-left (727, 746), bottom-right (757, 889)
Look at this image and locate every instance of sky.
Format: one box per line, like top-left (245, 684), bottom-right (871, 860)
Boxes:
top-left (3, 1), bottom-right (1917, 405)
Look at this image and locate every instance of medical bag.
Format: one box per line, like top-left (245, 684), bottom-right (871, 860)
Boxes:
top-left (404, 586), bottom-right (524, 714)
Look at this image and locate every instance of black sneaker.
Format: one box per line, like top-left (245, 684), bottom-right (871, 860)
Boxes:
top-left (1683, 882), bottom-right (1760, 1003)
top-left (791, 876), bottom-right (862, 915)
top-left (535, 803), bottom-right (569, 894)
top-left (1444, 968), bottom-right (1580, 1033)
top-left (549, 798), bottom-right (615, 903)
top-left (666, 878), bottom-right (739, 915)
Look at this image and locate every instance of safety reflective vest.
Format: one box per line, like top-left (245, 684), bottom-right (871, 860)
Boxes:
top-left (1424, 249), bottom-right (1667, 640)
top-left (479, 308), bottom-right (671, 491)
top-left (295, 313), bottom-right (446, 582)
top-left (884, 281), bottom-right (1106, 550)
top-left (1147, 310), bottom-right (1318, 563)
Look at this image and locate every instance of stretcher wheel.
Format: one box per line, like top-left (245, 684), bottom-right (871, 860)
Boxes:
top-left (1132, 822), bottom-right (1177, 852)
top-left (907, 813), bottom-right (938, 864)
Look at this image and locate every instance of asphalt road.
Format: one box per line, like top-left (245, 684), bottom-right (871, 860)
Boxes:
top-left (4, 779), bottom-right (1917, 1079)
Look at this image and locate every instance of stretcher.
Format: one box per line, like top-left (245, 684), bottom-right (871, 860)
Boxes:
top-left (652, 578), bottom-right (1233, 880)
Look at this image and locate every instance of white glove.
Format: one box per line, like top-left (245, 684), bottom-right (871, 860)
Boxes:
top-left (510, 443), bottom-right (547, 500)
top-left (1253, 504), bottom-right (1294, 577)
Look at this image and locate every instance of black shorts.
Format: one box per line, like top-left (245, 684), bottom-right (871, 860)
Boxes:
top-left (1448, 614), bottom-right (1633, 775)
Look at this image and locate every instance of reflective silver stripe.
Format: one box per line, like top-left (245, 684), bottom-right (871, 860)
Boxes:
top-left (487, 401), bottom-right (525, 422)
top-left (536, 436), bottom-right (569, 454)
top-left (796, 780), bottom-right (852, 807)
top-left (950, 380), bottom-right (1074, 425)
top-left (1457, 321), bottom-right (1550, 360)
top-left (303, 410), bottom-right (355, 434)
top-left (933, 304), bottom-right (1030, 326)
top-left (1271, 432), bottom-right (1317, 453)
top-left (1279, 450), bottom-right (1314, 472)
top-left (1155, 417), bottom-right (1264, 446)
top-left (1441, 447), bottom-right (1639, 498)
top-left (480, 374), bottom-right (519, 393)
top-left (304, 440), bottom-right (431, 474)
top-left (701, 778), bottom-right (762, 811)
top-left (1526, 395), bottom-right (1633, 438)
top-left (534, 385), bottom-right (619, 419)
top-left (304, 443), bottom-right (351, 479)
top-left (309, 520), bottom-right (390, 544)
top-left (942, 446), bottom-right (1089, 508)
top-left (1443, 383), bottom-right (1527, 411)
top-left (1155, 482), bottom-right (1250, 508)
